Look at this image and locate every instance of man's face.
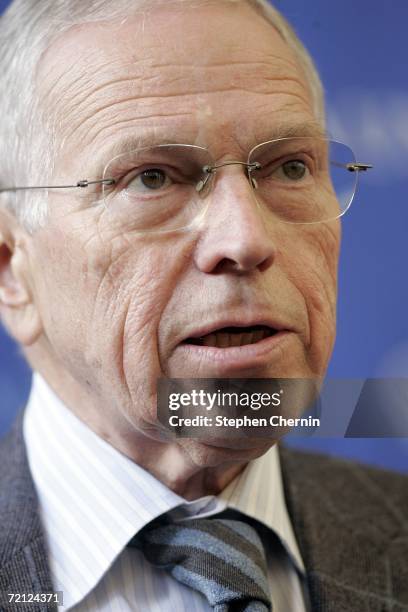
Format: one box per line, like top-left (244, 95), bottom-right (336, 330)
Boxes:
top-left (25, 1), bottom-right (339, 453)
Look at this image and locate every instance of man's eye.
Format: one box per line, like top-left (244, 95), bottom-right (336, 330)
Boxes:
top-left (279, 159), bottom-right (308, 181)
top-left (128, 168), bottom-right (172, 192)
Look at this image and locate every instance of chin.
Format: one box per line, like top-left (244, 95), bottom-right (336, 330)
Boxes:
top-left (180, 436), bottom-right (275, 467)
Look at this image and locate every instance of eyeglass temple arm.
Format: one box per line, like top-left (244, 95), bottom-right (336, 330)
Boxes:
top-left (0, 178), bottom-right (116, 193)
top-left (331, 161), bottom-right (373, 172)
top-left (1, 160), bottom-right (373, 193)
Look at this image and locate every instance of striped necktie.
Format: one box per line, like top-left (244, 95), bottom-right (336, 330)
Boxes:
top-left (136, 517), bottom-right (272, 611)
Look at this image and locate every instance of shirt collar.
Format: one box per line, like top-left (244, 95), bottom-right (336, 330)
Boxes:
top-left (217, 445), bottom-right (305, 572)
top-left (24, 372), bottom-right (304, 609)
top-left (24, 373), bottom-right (185, 608)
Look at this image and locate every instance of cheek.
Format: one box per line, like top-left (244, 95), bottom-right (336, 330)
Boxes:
top-left (305, 227), bottom-right (339, 315)
top-left (111, 235), bottom-right (196, 419)
top-left (32, 224), bottom-right (179, 387)
top-left (282, 223), bottom-right (340, 369)
top-left (80, 243), bottom-right (173, 385)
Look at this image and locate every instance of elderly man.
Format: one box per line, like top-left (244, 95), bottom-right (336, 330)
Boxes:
top-left (0, 0), bottom-right (406, 611)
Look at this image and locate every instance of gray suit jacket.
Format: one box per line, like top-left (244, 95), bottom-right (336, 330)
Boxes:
top-left (0, 411), bottom-right (407, 612)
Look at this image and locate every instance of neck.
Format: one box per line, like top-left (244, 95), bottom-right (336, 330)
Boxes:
top-left (26, 349), bottom-right (272, 499)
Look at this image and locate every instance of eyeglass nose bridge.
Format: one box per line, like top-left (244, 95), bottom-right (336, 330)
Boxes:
top-left (196, 160), bottom-right (261, 193)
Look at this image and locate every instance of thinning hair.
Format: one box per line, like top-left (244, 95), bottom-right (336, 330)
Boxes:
top-left (0, 0), bottom-right (325, 232)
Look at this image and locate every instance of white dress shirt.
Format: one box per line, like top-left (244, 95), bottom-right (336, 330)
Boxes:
top-left (23, 372), bottom-right (307, 611)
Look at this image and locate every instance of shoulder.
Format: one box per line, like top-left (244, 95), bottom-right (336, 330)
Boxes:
top-left (0, 410), bottom-right (26, 489)
top-left (0, 412), bottom-right (54, 596)
top-left (0, 411), bottom-right (43, 562)
top-left (279, 446), bottom-right (408, 609)
top-left (280, 444), bottom-right (408, 509)
top-left (279, 445), bottom-right (408, 538)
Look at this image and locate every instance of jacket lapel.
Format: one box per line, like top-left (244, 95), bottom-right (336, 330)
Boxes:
top-left (280, 446), bottom-right (408, 611)
top-left (0, 410), bottom-right (55, 611)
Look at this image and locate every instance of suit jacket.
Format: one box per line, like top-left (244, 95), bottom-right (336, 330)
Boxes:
top-left (0, 411), bottom-right (407, 612)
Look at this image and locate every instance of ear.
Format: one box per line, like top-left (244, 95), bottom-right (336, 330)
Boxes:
top-left (0, 208), bottom-right (43, 346)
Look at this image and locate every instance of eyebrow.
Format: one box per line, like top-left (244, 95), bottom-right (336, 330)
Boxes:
top-left (260, 120), bottom-right (327, 141)
top-left (92, 128), bottom-right (198, 173)
top-left (91, 119), bottom-right (327, 173)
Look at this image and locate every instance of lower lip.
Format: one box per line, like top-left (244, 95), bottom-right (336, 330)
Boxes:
top-left (172, 331), bottom-right (293, 375)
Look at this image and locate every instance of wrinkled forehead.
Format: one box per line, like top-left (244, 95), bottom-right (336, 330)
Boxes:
top-left (37, 1), bottom-right (315, 170)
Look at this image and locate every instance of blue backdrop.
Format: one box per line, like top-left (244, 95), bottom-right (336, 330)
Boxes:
top-left (1, 0), bottom-right (407, 472)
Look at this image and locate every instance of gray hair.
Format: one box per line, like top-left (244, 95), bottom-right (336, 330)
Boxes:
top-left (0, 0), bottom-right (325, 233)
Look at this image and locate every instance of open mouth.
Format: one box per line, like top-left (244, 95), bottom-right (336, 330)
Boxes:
top-left (183, 325), bottom-right (278, 348)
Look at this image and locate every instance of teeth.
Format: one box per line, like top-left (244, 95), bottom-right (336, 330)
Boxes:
top-left (241, 332), bottom-right (253, 346)
top-left (229, 333), bottom-right (242, 347)
top-left (217, 333), bottom-right (229, 348)
top-left (252, 330), bottom-right (265, 343)
top-left (202, 333), bottom-right (216, 347)
top-left (196, 327), bottom-right (272, 348)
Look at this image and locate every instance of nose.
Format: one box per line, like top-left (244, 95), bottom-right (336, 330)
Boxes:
top-left (193, 168), bottom-right (277, 275)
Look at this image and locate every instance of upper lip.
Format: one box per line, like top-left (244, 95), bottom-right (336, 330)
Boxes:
top-left (179, 313), bottom-right (291, 344)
